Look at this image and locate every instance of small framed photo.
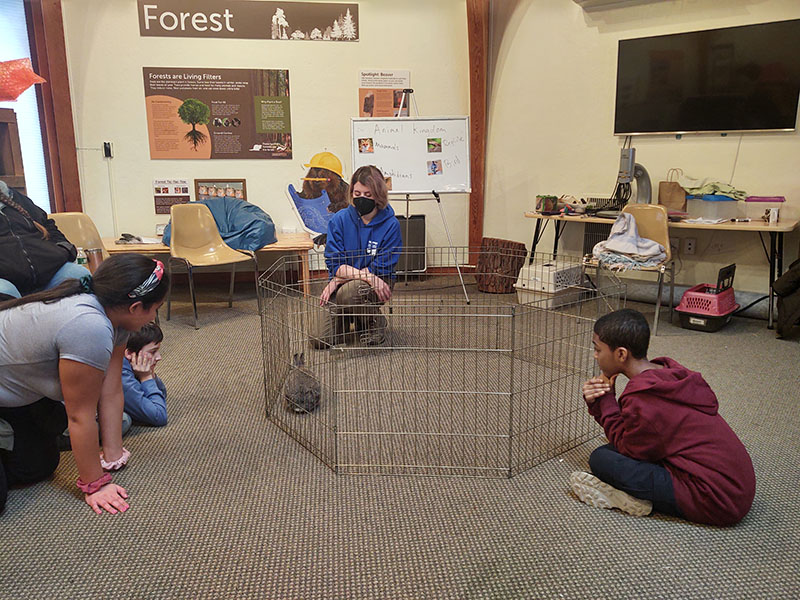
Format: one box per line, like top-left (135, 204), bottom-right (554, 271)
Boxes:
top-left (195, 178), bottom-right (247, 201)
top-left (358, 137), bottom-right (374, 153)
top-left (427, 160), bottom-right (443, 176)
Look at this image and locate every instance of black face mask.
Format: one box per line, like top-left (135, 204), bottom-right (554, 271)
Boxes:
top-left (353, 196), bottom-right (376, 216)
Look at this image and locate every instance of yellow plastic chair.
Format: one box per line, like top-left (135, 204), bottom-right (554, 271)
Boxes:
top-left (586, 204), bottom-right (674, 335)
top-left (621, 203), bottom-right (674, 335)
top-left (48, 211), bottom-right (109, 270)
top-left (165, 203), bottom-right (258, 329)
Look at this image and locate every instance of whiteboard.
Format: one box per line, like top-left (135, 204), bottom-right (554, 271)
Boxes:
top-left (351, 116), bottom-right (471, 195)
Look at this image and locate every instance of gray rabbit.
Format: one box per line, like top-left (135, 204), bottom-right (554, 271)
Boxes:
top-left (284, 352), bottom-right (321, 413)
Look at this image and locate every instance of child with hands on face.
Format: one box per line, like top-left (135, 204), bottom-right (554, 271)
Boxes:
top-left (570, 308), bottom-right (755, 526)
top-left (582, 373), bottom-right (618, 403)
top-left (121, 322), bottom-right (167, 427)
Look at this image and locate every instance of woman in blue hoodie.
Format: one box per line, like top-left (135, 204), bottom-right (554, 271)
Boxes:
top-left (311, 165), bottom-right (402, 347)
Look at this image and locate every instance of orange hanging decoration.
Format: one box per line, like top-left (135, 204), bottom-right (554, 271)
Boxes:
top-left (0, 58), bottom-right (46, 102)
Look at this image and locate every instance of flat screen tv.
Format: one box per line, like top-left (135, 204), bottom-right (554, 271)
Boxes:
top-left (614, 19), bottom-right (800, 135)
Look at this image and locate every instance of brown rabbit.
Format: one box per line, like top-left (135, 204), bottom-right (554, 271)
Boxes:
top-left (284, 352), bottom-right (321, 413)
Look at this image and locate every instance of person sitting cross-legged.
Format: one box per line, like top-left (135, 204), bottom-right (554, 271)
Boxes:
top-left (571, 308), bottom-right (755, 526)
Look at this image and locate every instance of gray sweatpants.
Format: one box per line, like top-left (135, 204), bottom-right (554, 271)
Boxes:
top-left (309, 279), bottom-right (388, 348)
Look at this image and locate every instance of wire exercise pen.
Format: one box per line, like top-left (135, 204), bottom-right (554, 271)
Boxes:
top-left (259, 246), bottom-right (625, 478)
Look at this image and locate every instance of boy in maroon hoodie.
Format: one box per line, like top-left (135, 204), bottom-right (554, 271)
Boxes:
top-left (570, 309), bottom-right (755, 526)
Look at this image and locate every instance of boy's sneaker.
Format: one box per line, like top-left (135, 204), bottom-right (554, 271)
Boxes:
top-left (570, 471), bottom-right (653, 517)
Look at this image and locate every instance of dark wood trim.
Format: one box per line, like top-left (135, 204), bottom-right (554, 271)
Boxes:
top-left (25, 0), bottom-right (82, 212)
top-left (0, 108), bottom-right (27, 194)
top-left (466, 0), bottom-right (489, 260)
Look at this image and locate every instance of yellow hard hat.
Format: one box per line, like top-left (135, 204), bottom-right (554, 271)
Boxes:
top-left (303, 152), bottom-right (343, 179)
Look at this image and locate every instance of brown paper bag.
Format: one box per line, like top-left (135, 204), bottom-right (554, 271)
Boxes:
top-left (658, 168), bottom-right (686, 212)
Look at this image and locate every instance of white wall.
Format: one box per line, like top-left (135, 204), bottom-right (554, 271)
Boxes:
top-left (63, 0), bottom-right (800, 293)
top-left (486, 0), bottom-right (800, 293)
top-left (61, 0), bottom-right (470, 249)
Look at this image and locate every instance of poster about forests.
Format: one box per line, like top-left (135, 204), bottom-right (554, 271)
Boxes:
top-left (138, 1), bottom-right (359, 42)
top-left (143, 67), bottom-right (292, 160)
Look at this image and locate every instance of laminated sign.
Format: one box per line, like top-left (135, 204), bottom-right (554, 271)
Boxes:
top-left (143, 67), bottom-right (292, 160)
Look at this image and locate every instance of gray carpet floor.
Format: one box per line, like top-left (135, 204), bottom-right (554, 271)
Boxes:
top-left (2, 285), bottom-right (799, 599)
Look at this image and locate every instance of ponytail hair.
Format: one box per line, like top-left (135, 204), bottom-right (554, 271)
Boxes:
top-left (0, 254), bottom-right (169, 312)
top-left (0, 279), bottom-right (86, 311)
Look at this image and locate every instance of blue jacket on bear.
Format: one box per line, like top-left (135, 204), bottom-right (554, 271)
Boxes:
top-left (163, 197), bottom-right (276, 251)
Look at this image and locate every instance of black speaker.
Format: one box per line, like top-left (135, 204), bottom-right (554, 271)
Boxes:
top-left (396, 215), bottom-right (426, 273)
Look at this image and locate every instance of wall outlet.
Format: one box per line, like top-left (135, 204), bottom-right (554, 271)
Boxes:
top-left (155, 223), bottom-right (166, 236)
top-left (708, 241), bottom-right (725, 254)
top-left (683, 237), bottom-right (696, 255)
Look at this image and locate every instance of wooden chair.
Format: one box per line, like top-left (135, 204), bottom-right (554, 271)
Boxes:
top-left (587, 204), bottom-right (674, 335)
top-left (48, 211), bottom-right (108, 272)
top-left (165, 203), bottom-right (258, 329)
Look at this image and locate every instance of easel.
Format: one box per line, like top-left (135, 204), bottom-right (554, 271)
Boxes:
top-left (393, 89), bottom-right (470, 304)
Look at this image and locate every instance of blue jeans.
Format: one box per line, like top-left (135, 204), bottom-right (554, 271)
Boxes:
top-left (589, 444), bottom-right (683, 517)
top-left (0, 261), bottom-right (91, 299)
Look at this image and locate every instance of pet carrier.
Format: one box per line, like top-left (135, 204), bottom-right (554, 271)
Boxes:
top-left (675, 264), bottom-right (739, 332)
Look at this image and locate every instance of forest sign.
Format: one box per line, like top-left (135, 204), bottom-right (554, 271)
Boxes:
top-left (138, 1), bottom-right (359, 41)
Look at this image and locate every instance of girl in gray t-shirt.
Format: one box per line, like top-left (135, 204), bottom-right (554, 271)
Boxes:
top-left (0, 253), bottom-right (169, 516)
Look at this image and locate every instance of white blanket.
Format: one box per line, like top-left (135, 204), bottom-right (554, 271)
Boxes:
top-left (593, 212), bottom-right (666, 269)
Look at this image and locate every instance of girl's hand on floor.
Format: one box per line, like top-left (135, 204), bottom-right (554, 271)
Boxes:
top-left (85, 483), bottom-right (129, 515)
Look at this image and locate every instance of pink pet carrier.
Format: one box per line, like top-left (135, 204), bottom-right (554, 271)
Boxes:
top-left (675, 264), bottom-right (739, 332)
